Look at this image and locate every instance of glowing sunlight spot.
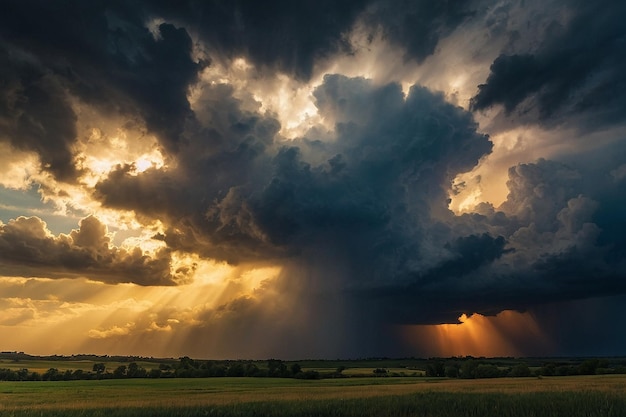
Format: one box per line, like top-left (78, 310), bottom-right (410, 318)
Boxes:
top-left (134, 157), bottom-right (154, 173)
top-left (401, 311), bottom-right (549, 357)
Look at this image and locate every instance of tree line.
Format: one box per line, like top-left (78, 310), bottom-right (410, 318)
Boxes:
top-left (422, 358), bottom-right (626, 379)
top-left (0, 358), bottom-right (325, 381)
top-left (2, 356), bottom-right (626, 381)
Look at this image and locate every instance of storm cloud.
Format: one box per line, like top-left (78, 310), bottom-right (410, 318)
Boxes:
top-left (95, 75), bottom-right (492, 284)
top-left (1, 0), bottom-right (626, 358)
top-left (471, 1), bottom-right (626, 130)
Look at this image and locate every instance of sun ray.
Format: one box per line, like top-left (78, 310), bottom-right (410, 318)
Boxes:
top-left (400, 311), bottom-right (549, 358)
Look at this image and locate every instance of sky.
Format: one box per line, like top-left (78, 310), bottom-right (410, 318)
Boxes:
top-left (1, 0), bottom-right (626, 360)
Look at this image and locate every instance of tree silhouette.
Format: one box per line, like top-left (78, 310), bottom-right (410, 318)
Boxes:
top-left (92, 363), bottom-right (105, 379)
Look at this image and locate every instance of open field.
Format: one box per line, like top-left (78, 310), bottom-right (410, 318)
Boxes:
top-left (0, 359), bottom-right (163, 375)
top-left (1, 375), bottom-right (626, 416)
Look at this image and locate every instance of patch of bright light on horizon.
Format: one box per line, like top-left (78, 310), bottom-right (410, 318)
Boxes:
top-left (401, 310), bottom-right (547, 357)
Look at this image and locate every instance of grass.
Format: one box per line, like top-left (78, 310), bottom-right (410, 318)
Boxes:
top-left (1, 375), bottom-right (626, 416)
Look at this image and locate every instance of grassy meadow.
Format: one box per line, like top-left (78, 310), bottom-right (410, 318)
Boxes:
top-left (2, 374), bottom-right (626, 416)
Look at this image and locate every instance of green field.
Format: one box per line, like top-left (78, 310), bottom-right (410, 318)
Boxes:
top-left (2, 375), bottom-right (626, 416)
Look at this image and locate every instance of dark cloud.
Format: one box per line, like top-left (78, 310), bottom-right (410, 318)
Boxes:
top-left (94, 74), bottom-right (497, 330)
top-left (471, 2), bottom-right (626, 130)
top-left (139, 0), bottom-right (369, 79)
top-left (349, 155), bottom-right (626, 333)
top-left (95, 80), bottom-right (282, 263)
top-left (0, 45), bottom-right (78, 181)
top-left (0, 0), bottom-right (476, 182)
top-left (472, 160), bottom-right (625, 307)
top-left (0, 0), bottom-right (203, 172)
top-left (96, 75), bottom-right (493, 266)
top-left (0, 216), bottom-right (193, 285)
top-left (362, 0), bottom-right (474, 62)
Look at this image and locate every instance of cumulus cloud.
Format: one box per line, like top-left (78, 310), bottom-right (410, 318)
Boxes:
top-left (0, 216), bottom-right (194, 285)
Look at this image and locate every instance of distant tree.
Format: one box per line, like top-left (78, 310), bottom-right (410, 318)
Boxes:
top-left (92, 363), bottom-right (106, 379)
top-left (426, 361), bottom-right (445, 377)
top-left (28, 371), bottom-right (41, 381)
top-left (245, 363), bottom-right (260, 377)
top-left (444, 365), bottom-right (459, 378)
top-left (209, 364), bottom-right (227, 377)
top-left (556, 365), bottom-right (577, 376)
top-left (179, 356), bottom-right (197, 370)
top-left (290, 363), bottom-right (302, 376)
top-left (509, 363), bottom-right (531, 377)
top-left (596, 367), bottom-right (613, 375)
top-left (227, 363), bottom-right (245, 377)
top-left (579, 359), bottom-right (600, 375)
top-left (460, 360), bottom-right (477, 379)
top-left (474, 364), bottom-right (501, 379)
top-left (614, 366), bottom-right (626, 374)
top-left (148, 368), bottom-right (162, 378)
top-left (16, 368), bottom-right (29, 381)
top-left (113, 365), bottom-right (127, 378)
top-left (267, 359), bottom-right (287, 377)
top-left (373, 368), bottom-right (388, 376)
top-left (43, 368), bottom-right (60, 381)
top-left (126, 362), bottom-right (146, 378)
top-left (0, 368), bottom-right (18, 381)
top-left (539, 363), bottom-right (556, 376)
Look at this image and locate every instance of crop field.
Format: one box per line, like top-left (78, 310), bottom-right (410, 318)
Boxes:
top-left (1, 374), bottom-right (626, 416)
